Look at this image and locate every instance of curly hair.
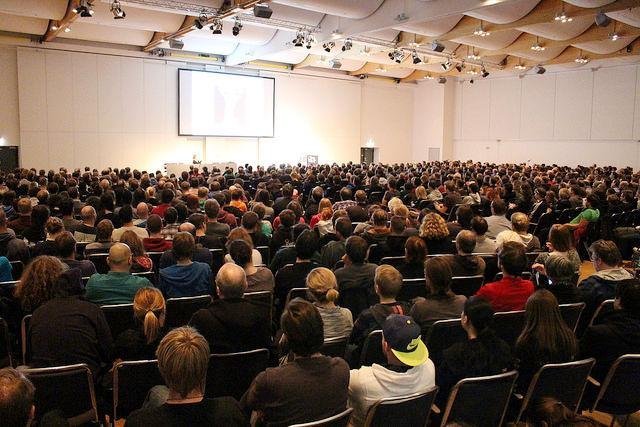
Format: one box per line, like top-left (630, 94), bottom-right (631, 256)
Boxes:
top-left (15, 256), bottom-right (66, 312)
top-left (419, 212), bottom-right (449, 240)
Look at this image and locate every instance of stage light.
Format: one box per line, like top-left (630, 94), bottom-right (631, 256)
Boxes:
top-left (467, 49), bottom-right (481, 61)
top-left (412, 51), bottom-right (422, 64)
top-left (304, 33), bottom-right (315, 49)
top-left (473, 20), bottom-right (490, 37)
top-left (292, 31), bottom-right (304, 47)
top-left (73, 0), bottom-right (94, 17)
top-left (575, 56), bottom-right (589, 64)
top-left (609, 32), bottom-right (620, 41)
top-left (455, 61), bottom-right (464, 72)
top-left (323, 42), bottom-right (335, 53)
top-left (431, 40), bottom-right (445, 52)
top-left (50, 23), bottom-right (59, 31)
top-left (232, 18), bottom-right (242, 36)
top-left (515, 60), bottom-right (527, 70)
top-left (210, 18), bottom-right (223, 35)
top-left (534, 65), bottom-right (546, 74)
top-left (441, 58), bottom-right (452, 71)
top-left (194, 12), bottom-right (207, 30)
top-left (481, 66), bottom-right (489, 78)
top-left (342, 38), bottom-right (353, 51)
top-left (375, 66), bottom-right (387, 73)
top-left (64, 27), bottom-right (71, 33)
top-left (110, 0), bottom-right (126, 19)
top-left (467, 68), bottom-right (478, 75)
top-left (423, 74), bottom-right (434, 80)
top-left (388, 48), bottom-right (404, 64)
top-left (554, 5), bottom-right (573, 23)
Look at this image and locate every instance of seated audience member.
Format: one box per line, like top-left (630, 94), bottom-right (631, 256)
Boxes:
top-left (501, 212), bottom-right (541, 251)
top-left (446, 204), bottom-right (474, 238)
top-left (158, 232), bottom-right (212, 298)
top-left (74, 205), bottom-right (98, 243)
top-left (150, 188), bottom-right (175, 219)
top-left (269, 224), bottom-right (311, 273)
top-left (211, 192), bottom-right (238, 229)
top-left (204, 199), bottom-right (230, 240)
top-left (410, 257), bottom-right (467, 328)
top-left (437, 297), bottom-right (513, 404)
top-left (60, 197), bottom-right (81, 233)
top-left (448, 230), bottom-right (486, 276)
top-left (0, 257), bottom-right (12, 282)
top-left (315, 207), bottom-right (335, 238)
top-left (306, 267), bottom-right (353, 339)
top-left (241, 211), bottom-right (269, 248)
top-left (143, 214), bottom-right (172, 252)
top-left (476, 241), bottom-right (535, 311)
top-left (133, 202), bottom-right (149, 227)
top-left (570, 194), bottom-right (600, 225)
top-left (334, 235), bottom-right (377, 301)
top-left (515, 290), bottom-right (578, 391)
top-left (8, 197), bottom-right (32, 236)
top-left (56, 231), bottom-right (97, 277)
top-left (529, 397), bottom-right (598, 427)
top-left (0, 367), bottom-right (37, 427)
top-left (30, 269), bottom-right (113, 378)
top-left (0, 209), bottom-right (29, 263)
top-left (15, 256), bottom-right (68, 313)
top-left (229, 186), bottom-right (247, 213)
top-left (485, 199), bottom-right (512, 239)
top-left (270, 209), bottom-right (297, 253)
top-left (471, 216), bottom-right (497, 254)
top-left (125, 327), bottom-right (247, 427)
top-left (397, 236), bottom-right (427, 279)
top-left (495, 230), bottom-right (527, 251)
top-left (115, 287), bottom-right (166, 361)
top-left (85, 219), bottom-right (115, 256)
top-left (532, 224), bottom-right (582, 276)
top-left (31, 217), bottom-right (64, 257)
top-left (543, 255), bottom-right (580, 304)
top-left (22, 205), bottom-right (49, 243)
top-left (241, 299), bottom-right (349, 426)
top-left (228, 239), bottom-right (274, 292)
top-left (309, 198), bottom-right (331, 229)
top-left (252, 203), bottom-right (273, 238)
top-left (349, 314), bottom-right (435, 427)
top-left (120, 230), bottom-right (153, 273)
top-left (347, 190), bottom-right (369, 223)
top-left (320, 216), bottom-right (351, 269)
top-left (189, 263), bottom-right (271, 354)
top-left (580, 279), bottom-right (640, 382)
top-left (419, 213), bottom-right (454, 255)
top-left (223, 227), bottom-right (262, 266)
top-left (160, 207), bottom-right (180, 240)
top-left (349, 265), bottom-right (410, 358)
top-left (274, 230), bottom-right (319, 312)
top-left (579, 240), bottom-right (633, 325)
top-left (112, 205), bottom-right (149, 241)
top-left (85, 243), bottom-right (152, 305)
top-left (159, 223), bottom-right (213, 267)
top-left (361, 209), bottom-right (390, 247)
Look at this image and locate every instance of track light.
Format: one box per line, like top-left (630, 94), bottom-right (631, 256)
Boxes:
top-left (323, 42), bottom-right (335, 52)
top-left (455, 62), bottom-right (464, 72)
top-left (467, 68), bottom-right (478, 75)
top-left (423, 75), bottom-right (434, 80)
top-left (441, 58), bottom-right (452, 71)
top-left (437, 77), bottom-right (447, 84)
top-left (575, 50), bottom-right (589, 64)
top-left (375, 66), bottom-right (387, 73)
top-left (412, 51), bottom-right (422, 64)
top-left (515, 60), bottom-right (527, 70)
top-left (292, 31), bottom-right (304, 47)
top-left (232, 18), bottom-right (242, 36)
top-left (210, 18), bottom-right (222, 35)
top-left (467, 47), bottom-right (481, 60)
top-left (534, 65), bottom-right (546, 74)
top-left (481, 66), bottom-right (489, 78)
top-left (342, 38), bottom-right (353, 51)
top-left (64, 27), bottom-right (71, 33)
top-left (473, 20), bottom-right (490, 37)
top-left (304, 33), bottom-right (315, 49)
top-left (110, 0), bottom-right (126, 19)
top-left (50, 23), bottom-right (59, 31)
top-left (194, 12), bottom-right (207, 30)
top-left (253, 3), bottom-right (273, 19)
top-left (431, 41), bottom-right (445, 52)
top-left (73, 0), bottom-right (94, 17)
top-left (388, 48), bottom-right (404, 64)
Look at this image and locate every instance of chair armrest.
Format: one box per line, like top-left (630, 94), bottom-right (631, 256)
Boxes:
top-left (431, 404), bottom-right (441, 415)
top-left (587, 376), bottom-right (601, 387)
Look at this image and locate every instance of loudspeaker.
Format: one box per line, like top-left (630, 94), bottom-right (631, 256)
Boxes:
top-left (437, 76), bottom-right (447, 84)
top-left (253, 4), bottom-right (273, 19)
top-left (169, 39), bottom-right (184, 49)
top-left (535, 65), bottom-right (546, 74)
top-left (595, 12), bottom-right (611, 27)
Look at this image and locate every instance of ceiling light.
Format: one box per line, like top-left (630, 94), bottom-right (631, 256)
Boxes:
top-left (531, 37), bottom-right (546, 51)
top-left (574, 56), bottom-right (589, 64)
top-left (253, 3), bottom-right (273, 19)
top-left (467, 47), bottom-right (481, 60)
top-left (412, 51), bottom-right (422, 64)
top-left (455, 62), bottom-right (465, 72)
top-left (323, 42), bottom-right (335, 52)
top-left (73, 0), bottom-right (94, 17)
top-left (431, 40), bottom-right (445, 52)
top-left (481, 66), bottom-right (489, 78)
top-left (375, 66), bottom-right (387, 73)
top-left (293, 30), bottom-right (304, 47)
top-left (554, 10), bottom-right (573, 23)
top-left (609, 32), bottom-right (620, 41)
top-left (210, 18), bottom-right (222, 35)
top-left (467, 68), bottom-right (478, 75)
top-left (342, 38), bottom-right (353, 51)
top-left (423, 75), bottom-right (434, 80)
top-left (194, 12), bottom-right (207, 29)
top-left (64, 27), bottom-right (71, 33)
top-left (50, 23), bottom-right (58, 31)
top-left (110, 0), bottom-right (126, 19)
top-left (515, 61), bottom-right (527, 70)
top-left (473, 20), bottom-right (490, 37)
top-left (534, 65), bottom-right (546, 74)
top-left (304, 33), bottom-right (315, 49)
top-left (232, 17), bottom-right (243, 36)
top-left (388, 48), bottom-right (404, 64)
top-left (441, 58), bottom-right (452, 71)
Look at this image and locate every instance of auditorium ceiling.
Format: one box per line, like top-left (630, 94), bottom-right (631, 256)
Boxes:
top-left (1, 0), bottom-right (639, 82)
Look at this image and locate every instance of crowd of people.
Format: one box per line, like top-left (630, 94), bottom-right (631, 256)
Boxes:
top-left (0, 160), bottom-right (639, 426)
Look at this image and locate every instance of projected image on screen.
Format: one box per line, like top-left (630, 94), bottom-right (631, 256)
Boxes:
top-left (179, 69), bottom-right (274, 137)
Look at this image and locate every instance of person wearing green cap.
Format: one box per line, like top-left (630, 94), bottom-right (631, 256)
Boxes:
top-left (348, 314), bottom-right (435, 427)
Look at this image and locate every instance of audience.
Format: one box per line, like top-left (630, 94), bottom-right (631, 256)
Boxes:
top-left (119, 230), bottom-right (153, 273)
top-left (485, 199), bottom-right (512, 239)
top-left (85, 219), bottom-right (115, 255)
top-left (334, 236), bottom-right (377, 316)
top-left (532, 224), bottom-right (582, 277)
top-left (113, 205), bottom-right (149, 241)
top-left (397, 236), bottom-right (427, 279)
top-left (228, 239), bottom-right (274, 292)
top-left (223, 227), bottom-right (262, 266)
top-left (158, 232), bottom-right (212, 298)
top-left (56, 231), bottom-right (97, 277)
top-left (115, 287), bottom-right (166, 361)
top-left (8, 198), bottom-right (32, 236)
top-left (14, 255), bottom-right (68, 313)
top-left (0, 367), bottom-right (36, 427)
top-left (0, 209), bottom-right (29, 263)
top-left (448, 230), bottom-right (486, 276)
top-left (160, 207), bottom-right (180, 240)
top-left (158, 223), bottom-right (213, 267)
top-left (471, 216), bottom-right (497, 254)
top-left (143, 214), bottom-right (172, 252)
top-left (507, 212), bottom-right (541, 251)
top-left (73, 205), bottom-right (98, 243)
top-left (320, 216), bottom-right (352, 269)
top-left (419, 213), bottom-right (454, 254)
top-left (274, 229), bottom-right (318, 312)
top-left (31, 217), bottom-right (64, 257)
top-left (306, 267), bottom-right (353, 339)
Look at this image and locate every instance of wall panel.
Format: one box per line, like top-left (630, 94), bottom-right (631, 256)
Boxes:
top-left (591, 66), bottom-right (636, 140)
top-left (554, 70), bottom-right (593, 140)
top-left (489, 77), bottom-right (521, 139)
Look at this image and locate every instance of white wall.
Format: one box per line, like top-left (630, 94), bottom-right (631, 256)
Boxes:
top-left (14, 47), bottom-right (414, 171)
top-left (451, 64), bottom-right (640, 168)
top-left (0, 46), bottom-right (19, 148)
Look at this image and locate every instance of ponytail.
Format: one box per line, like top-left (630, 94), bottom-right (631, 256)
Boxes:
top-left (143, 310), bottom-right (161, 344)
top-left (326, 288), bottom-right (339, 303)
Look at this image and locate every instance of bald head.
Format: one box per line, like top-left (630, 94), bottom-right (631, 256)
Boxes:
top-left (178, 222), bottom-right (196, 236)
top-left (136, 202), bottom-right (149, 219)
top-left (215, 263), bottom-right (247, 299)
top-left (80, 205), bottom-right (96, 225)
top-left (108, 242), bottom-right (132, 272)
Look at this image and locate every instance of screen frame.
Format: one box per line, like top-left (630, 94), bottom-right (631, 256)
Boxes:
top-left (178, 68), bottom-right (275, 138)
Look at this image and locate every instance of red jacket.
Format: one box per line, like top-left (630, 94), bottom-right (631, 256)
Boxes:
top-left (143, 237), bottom-right (173, 253)
top-left (475, 276), bottom-right (535, 312)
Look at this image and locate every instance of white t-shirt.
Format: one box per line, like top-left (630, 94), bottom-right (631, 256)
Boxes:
top-left (348, 360), bottom-right (436, 427)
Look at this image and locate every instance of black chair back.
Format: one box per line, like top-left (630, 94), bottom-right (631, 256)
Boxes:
top-left (559, 302), bottom-right (586, 333)
top-left (592, 354), bottom-right (640, 416)
top-left (290, 408), bottom-right (353, 427)
top-left (588, 299), bottom-right (615, 327)
top-left (101, 303), bottom-right (135, 340)
top-left (365, 387), bottom-right (439, 427)
top-left (360, 330), bottom-right (385, 367)
top-left (337, 287), bottom-right (372, 319)
top-left (112, 359), bottom-right (164, 421)
top-left (379, 256), bottom-right (405, 269)
top-left (320, 336), bottom-right (348, 358)
top-left (440, 371), bottom-right (518, 427)
top-left (256, 246), bottom-right (271, 265)
top-left (0, 317), bottom-right (11, 368)
top-left (477, 254), bottom-right (499, 283)
top-left (10, 260), bottom-right (23, 280)
top-left (147, 251), bottom-right (164, 275)
top-left (516, 358), bottom-right (596, 422)
top-left (493, 310), bottom-right (526, 349)
top-left (286, 287), bottom-right (309, 307)
top-left (24, 363), bottom-right (98, 425)
top-left (132, 270), bottom-right (156, 285)
top-left (398, 278), bottom-right (427, 302)
top-left (450, 275), bottom-right (484, 297)
top-left (75, 242), bottom-right (88, 260)
top-left (165, 295), bottom-right (212, 329)
top-left (206, 348), bottom-right (270, 400)
top-left (424, 319), bottom-right (466, 367)
top-left (209, 248), bottom-right (225, 276)
top-left (87, 253), bottom-right (110, 274)
top-left (245, 290), bottom-right (274, 327)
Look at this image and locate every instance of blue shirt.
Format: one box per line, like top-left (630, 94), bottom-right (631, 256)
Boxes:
top-left (158, 261), bottom-right (212, 298)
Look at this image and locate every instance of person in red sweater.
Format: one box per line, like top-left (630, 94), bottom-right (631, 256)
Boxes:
top-left (143, 214), bottom-right (173, 252)
top-left (475, 241), bottom-right (534, 311)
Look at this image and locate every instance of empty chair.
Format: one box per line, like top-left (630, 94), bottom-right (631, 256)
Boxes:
top-left (424, 319), bottom-right (466, 367)
top-left (286, 287), bottom-right (309, 306)
top-left (590, 354), bottom-right (640, 424)
top-left (101, 303), bottom-right (135, 340)
top-left (515, 358), bottom-right (596, 423)
top-left (397, 278), bottom-right (427, 302)
top-left (111, 359), bottom-right (164, 422)
top-left (492, 310), bottom-right (526, 349)
top-left (588, 299), bottom-right (615, 327)
top-left (364, 387), bottom-right (439, 427)
top-left (290, 407), bottom-right (353, 427)
top-left (0, 317), bottom-right (11, 368)
top-left (559, 302), bottom-right (586, 333)
top-left (87, 253), bottom-right (109, 274)
top-left (9, 260), bottom-right (23, 280)
top-left (440, 371), bottom-right (518, 427)
top-left (165, 295), bottom-right (212, 329)
top-left (320, 336), bottom-right (348, 358)
top-left (23, 363), bottom-right (99, 425)
top-left (450, 275), bottom-right (484, 298)
top-left (360, 330), bottom-right (385, 367)
top-left (205, 348), bottom-right (270, 400)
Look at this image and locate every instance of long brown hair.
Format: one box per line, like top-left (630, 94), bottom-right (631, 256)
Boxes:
top-left (516, 290), bottom-right (577, 365)
top-left (133, 287), bottom-right (165, 344)
top-left (120, 230), bottom-right (146, 257)
top-left (14, 256), bottom-right (66, 312)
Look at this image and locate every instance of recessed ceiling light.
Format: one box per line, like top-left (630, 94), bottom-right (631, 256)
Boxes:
top-left (473, 21), bottom-right (490, 37)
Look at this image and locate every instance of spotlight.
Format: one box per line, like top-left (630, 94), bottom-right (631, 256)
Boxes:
top-left (437, 76), bottom-right (447, 84)
top-left (210, 18), bottom-right (222, 35)
top-left (423, 75), bottom-right (434, 80)
top-left (467, 50), bottom-right (481, 61)
top-left (342, 38), bottom-right (353, 51)
top-left (253, 3), bottom-right (273, 19)
top-left (534, 65), bottom-right (546, 74)
top-left (292, 31), bottom-right (304, 47)
top-left (473, 21), bottom-right (490, 37)
top-left (232, 18), bottom-right (242, 36)
top-left (73, 0), bottom-right (94, 17)
top-left (50, 23), bottom-right (59, 31)
top-left (609, 32), bottom-right (620, 41)
top-left (375, 66), bottom-right (387, 73)
top-left (574, 56), bottom-right (589, 64)
top-left (412, 51), bottom-right (422, 64)
top-left (455, 62), bottom-right (464, 72)
top-left (431, 40), bottom-right (445, 52)
top-left (110, 0), bottom-right (126, 19)
top-left (531, 43), bottom-right (546, 51)
top-left (304, 33), bottom-right (315, 49)
top-left (441, 58), bottom-right (452, 71)
top-left (467, 69), bottom-right (479, 75)
top-left (194, 12), bottom-right (207, 30)
top-left (64, 27), bottom-right (71, 33)
top-left (388, 48), bottom-right (404, 64)
top-left (323, 42), bottom-right (335, 53)
top-left (515, 61), bottom-right (527, 70)
top-left (481, 66), bottom-right (489, 78)
top-left (554, 8), bottom-right (573, 23)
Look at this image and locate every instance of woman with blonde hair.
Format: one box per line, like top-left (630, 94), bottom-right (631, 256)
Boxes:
top-left (419, 212), bottom-right (454, 254)
top-left (306, 267), bottom-right (353, 339)
top-left (119, 230), bottom-right (152, 272)
top-left (115, 287), bottom-right (166, 361)
top-left (14, 255), bottom-right (67, 313)
top-left (223, 227), bottom-right (262, 266)
top-left (309, 198), bottom-right (332, 229)
top-left (414, 185), bottom-right (428, 202)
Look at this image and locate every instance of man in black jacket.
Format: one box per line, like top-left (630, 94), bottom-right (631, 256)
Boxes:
top-left (189, 263), bottom-right (271, 354)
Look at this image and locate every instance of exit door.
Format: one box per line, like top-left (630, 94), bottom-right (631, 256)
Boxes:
top-left (361, 147), bottom-right (374, 164)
